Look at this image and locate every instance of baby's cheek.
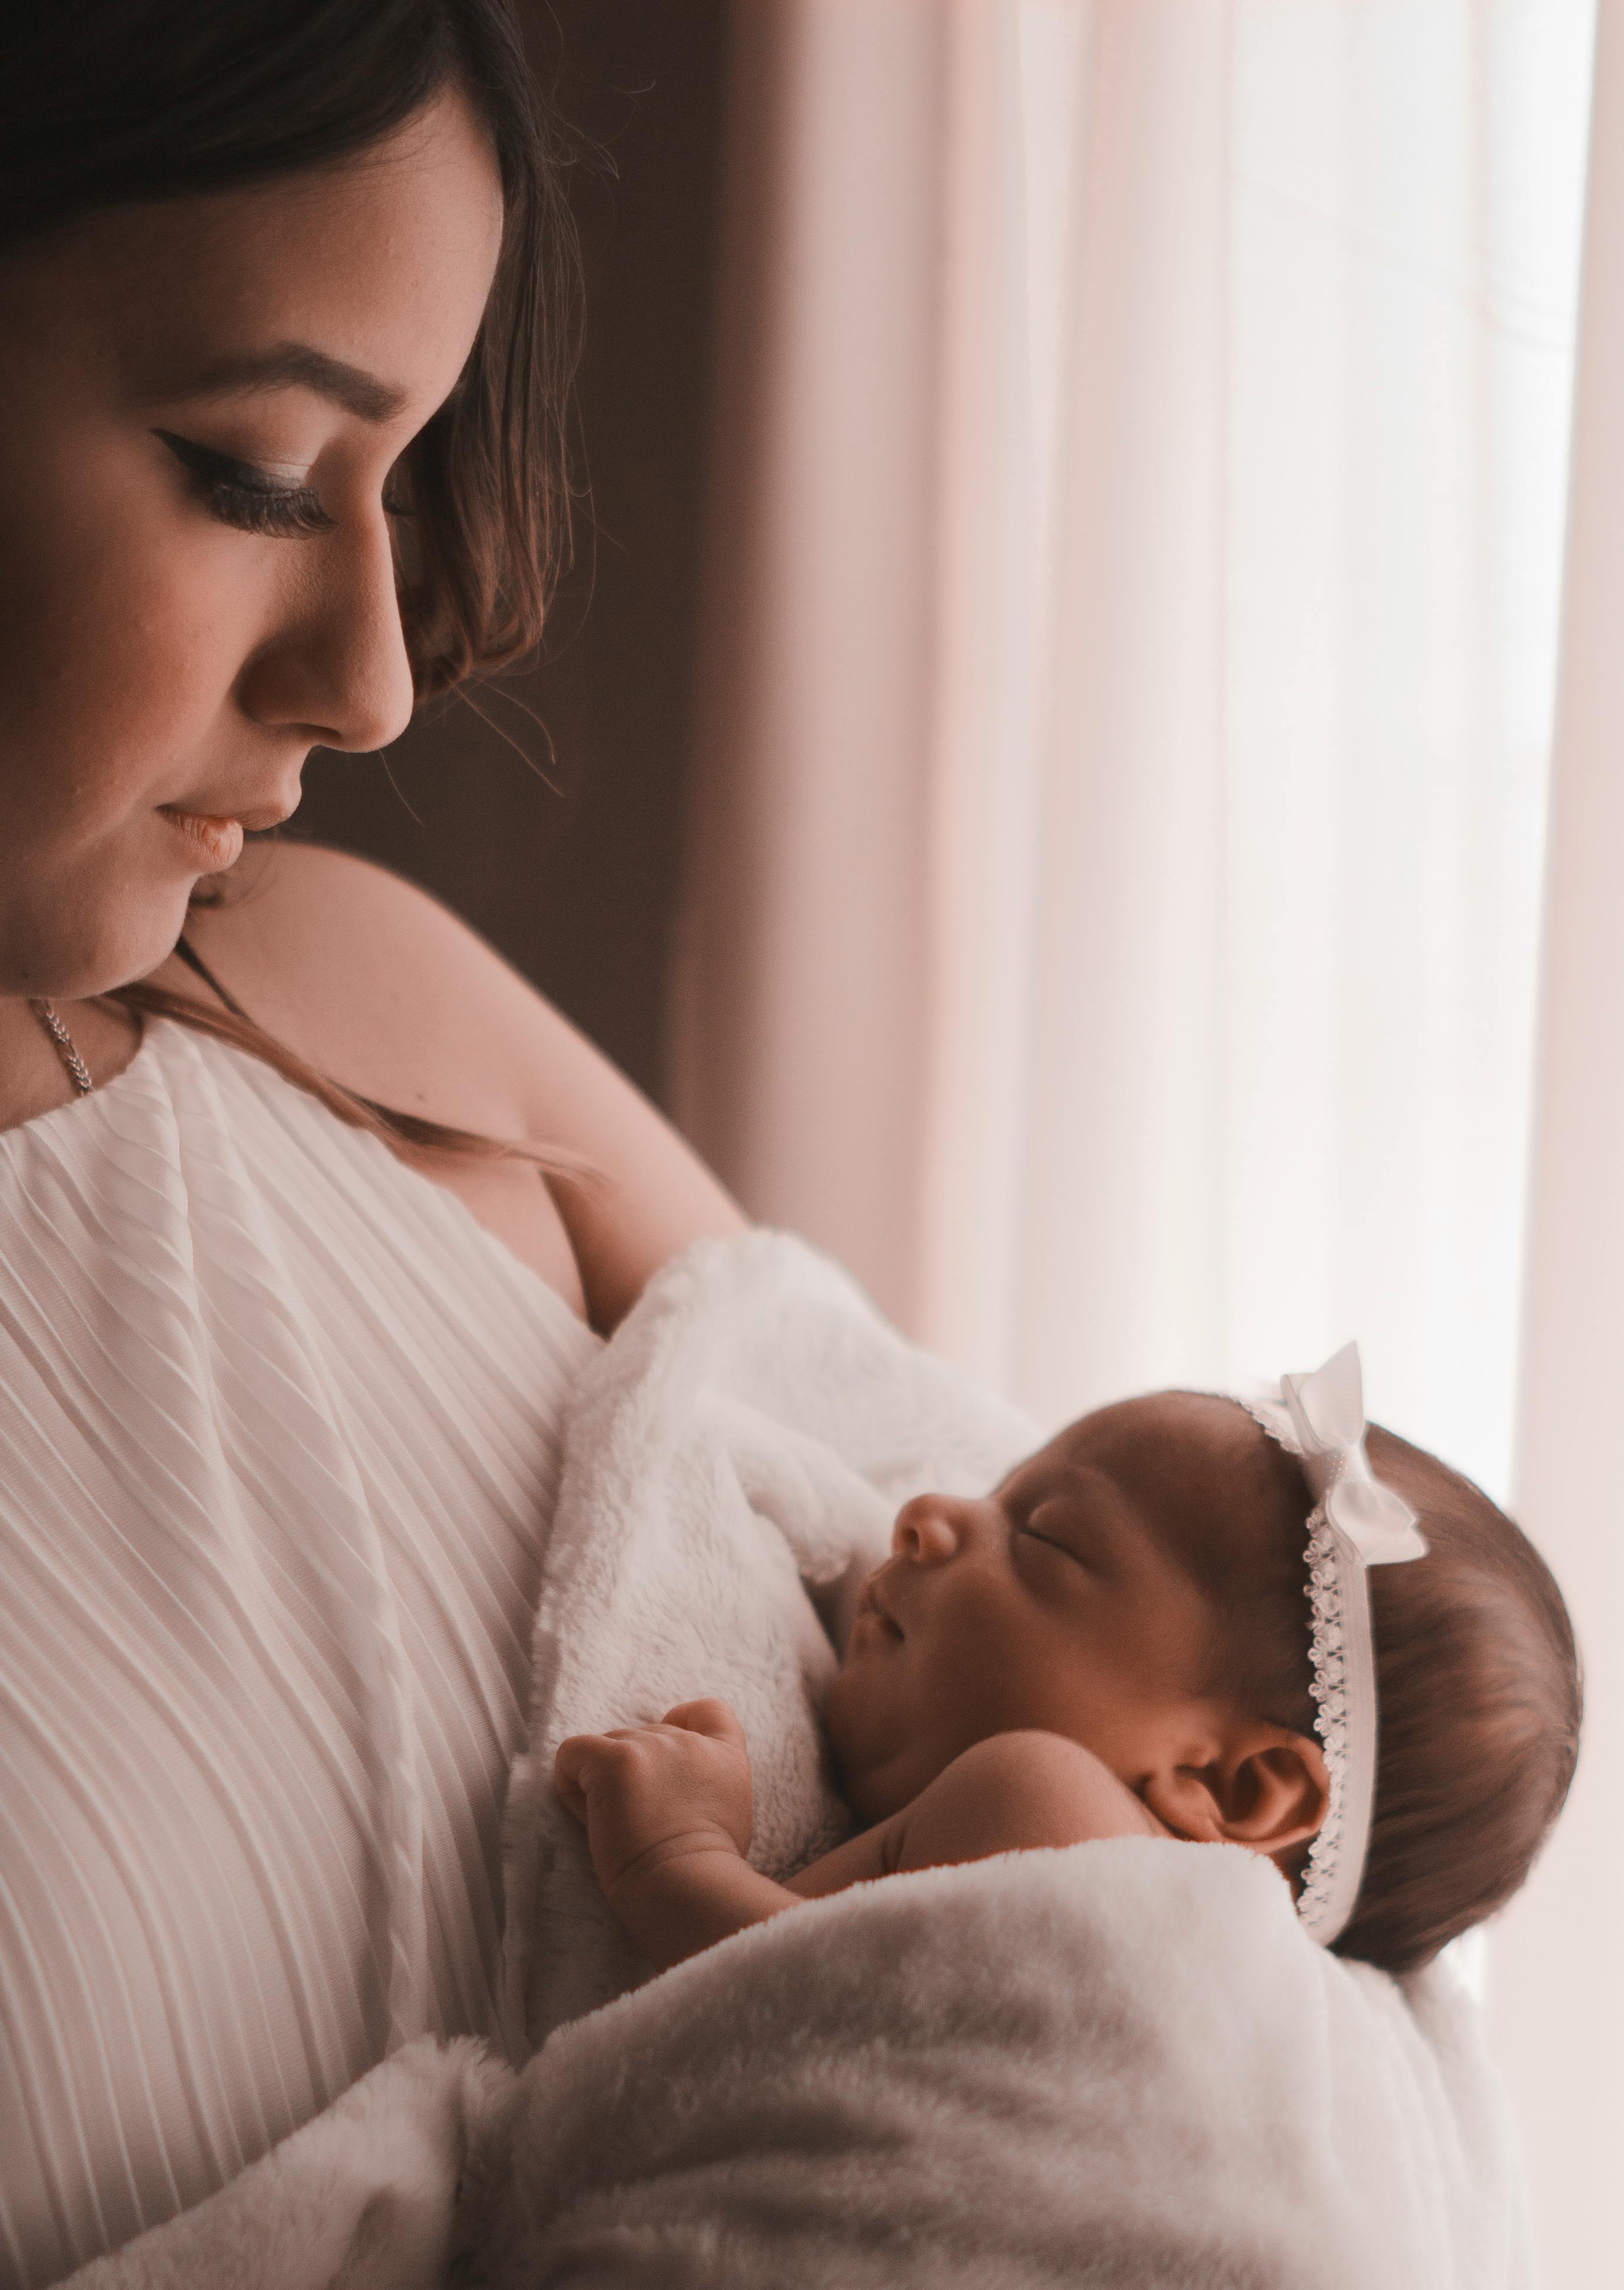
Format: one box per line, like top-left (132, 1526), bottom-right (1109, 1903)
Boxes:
top-left (822, 1665), bottom-right (863, 1759)
top-left (931, 1594), bottom-right (1052, 1738)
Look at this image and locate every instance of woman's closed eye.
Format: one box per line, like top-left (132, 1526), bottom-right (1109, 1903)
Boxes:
top-left (153, 429), bottom-right (412, 541)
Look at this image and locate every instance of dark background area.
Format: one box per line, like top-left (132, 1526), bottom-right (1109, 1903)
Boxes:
top-left (290, 1), bottom-right (730, 1109)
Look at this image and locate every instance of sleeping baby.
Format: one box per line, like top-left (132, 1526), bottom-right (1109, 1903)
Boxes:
top-left (554, 1350), bottom-right (1579, 1979)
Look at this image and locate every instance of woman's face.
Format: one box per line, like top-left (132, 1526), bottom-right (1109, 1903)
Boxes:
top-left (0, 90), bottom-right (503, 999)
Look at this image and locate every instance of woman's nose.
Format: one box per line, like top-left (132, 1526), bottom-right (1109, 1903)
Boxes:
top-left (240, 517), bottom-right (416, 754)
top-left (891, 1494), bottom-right (969, 1566)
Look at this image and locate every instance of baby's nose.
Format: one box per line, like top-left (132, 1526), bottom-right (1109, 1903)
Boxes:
top-left (891, 1494), bottom-right (966, 1565)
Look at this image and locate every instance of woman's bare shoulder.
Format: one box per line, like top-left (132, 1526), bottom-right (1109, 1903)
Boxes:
top-left (155, 840), bottom-right (747, 1327)
top-left (170, 841), bottom-right (546, 1115)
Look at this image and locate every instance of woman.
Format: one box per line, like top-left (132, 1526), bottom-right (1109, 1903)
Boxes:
top-left (0, 5), bottom-right (743, 2282)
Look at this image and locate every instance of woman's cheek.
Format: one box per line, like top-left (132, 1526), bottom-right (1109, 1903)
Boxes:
top-left (5, 504), bottom-right (243, 811)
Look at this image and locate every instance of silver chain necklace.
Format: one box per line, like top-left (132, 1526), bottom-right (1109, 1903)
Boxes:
top-left (28, 998), bottom-right (95, 1096)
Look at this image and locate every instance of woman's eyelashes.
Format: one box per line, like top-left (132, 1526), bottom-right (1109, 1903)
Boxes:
top-left (154, 428), bottom-right (334, 536)
top-left (153, 429), bottom-right (411, 540)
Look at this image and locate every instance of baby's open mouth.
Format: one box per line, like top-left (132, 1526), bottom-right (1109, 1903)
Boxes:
top-left (856, 1576), bottom-right (904, 1641)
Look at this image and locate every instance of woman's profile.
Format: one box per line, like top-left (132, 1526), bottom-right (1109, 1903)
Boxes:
top-left (0, 5), bottom-right (744, 2281)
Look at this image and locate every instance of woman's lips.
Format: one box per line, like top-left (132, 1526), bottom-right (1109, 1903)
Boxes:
top-left (160, 806), bottom-right (245, 870)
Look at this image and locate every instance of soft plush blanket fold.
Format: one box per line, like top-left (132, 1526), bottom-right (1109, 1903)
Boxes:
top-left (57, 2038), bottom-right (513, 2290)
top-left (482, 1842), bottom-right (1529, 2290)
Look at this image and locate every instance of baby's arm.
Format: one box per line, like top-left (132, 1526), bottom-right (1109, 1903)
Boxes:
top-left (877, 1729), bottom-right (1168, 1877)
top-left (555, 1706), bottom-right (1161, 1971)
top-left (552, 1701), bottom-right (871, 1970)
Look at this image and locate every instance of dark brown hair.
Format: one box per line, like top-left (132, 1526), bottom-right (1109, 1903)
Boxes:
top-left (3, 1), bottom-right (585, 1166)
top-left (1199, 1410), bottom-right (1582, 1974)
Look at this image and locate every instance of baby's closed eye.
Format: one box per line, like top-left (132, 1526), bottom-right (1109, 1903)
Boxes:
top-left (1016, 1522), bottom-right (1087, 1567)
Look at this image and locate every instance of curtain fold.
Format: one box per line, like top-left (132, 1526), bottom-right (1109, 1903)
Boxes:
top-left (1492, 1), bottom-right (1624, 2266)
top-left (993, 2), bottom-right (1232, 1417)
top-left (679, 0), bottom-right (1588, 1477)
top-left (910, 2), bottom-right (1235, 1404)
top-left (670, 0), bottom-right (946, 1327)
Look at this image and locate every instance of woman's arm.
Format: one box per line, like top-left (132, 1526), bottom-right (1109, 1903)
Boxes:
top-left (152, 840), bottom-right (747, 1329)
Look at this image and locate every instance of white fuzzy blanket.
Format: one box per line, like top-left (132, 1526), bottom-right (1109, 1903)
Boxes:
top-left (501, 1228), bottom-right (1041, 2047)
top-left (61, 1232), bottom-right (1532, 2289)
top-left (69, 1856), bottom-right (1529, 2290)
top-left (479, 1841), bottom-right (1529, 2290)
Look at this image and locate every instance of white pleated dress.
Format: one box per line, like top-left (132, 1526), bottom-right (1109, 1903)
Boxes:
top-left (0, 1018), bottom-right (600, 2289)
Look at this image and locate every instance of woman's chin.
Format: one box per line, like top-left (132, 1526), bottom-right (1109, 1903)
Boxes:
top-left (38, 890), bottom-right (195, 1001)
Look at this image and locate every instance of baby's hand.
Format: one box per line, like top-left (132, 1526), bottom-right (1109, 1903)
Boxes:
top-left (552, 1698), bottom-right (754, 1907)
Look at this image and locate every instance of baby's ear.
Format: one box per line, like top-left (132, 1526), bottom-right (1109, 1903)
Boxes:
top-left (1142, 1728), bottom-right (1329, 1859)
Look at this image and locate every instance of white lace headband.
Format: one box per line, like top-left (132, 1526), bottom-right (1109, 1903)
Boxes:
top-left (1238, 1343), bottom-right (1427, 1946)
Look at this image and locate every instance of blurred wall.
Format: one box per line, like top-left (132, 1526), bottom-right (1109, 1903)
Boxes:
top-left (290, 0), bottom-right (729, 1108)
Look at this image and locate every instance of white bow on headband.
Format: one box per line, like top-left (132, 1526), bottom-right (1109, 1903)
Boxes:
top-left (1250, 1344), bottom-right (1429, 1564)
top-left (1241, 1342), bottom-right (1427, 1946)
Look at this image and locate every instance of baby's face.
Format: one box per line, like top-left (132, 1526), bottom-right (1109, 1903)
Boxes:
top-left (824, 1400), bottom-right (1235, 1824)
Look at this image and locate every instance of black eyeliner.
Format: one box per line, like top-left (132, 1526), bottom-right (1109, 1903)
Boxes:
top-left (151, 427), bottom-right (337, 536)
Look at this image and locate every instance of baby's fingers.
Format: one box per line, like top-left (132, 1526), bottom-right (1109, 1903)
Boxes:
top-left (552, 1731), bottom-right (615, 1820)
top-left (661, 1698), bottom-right (747, 1748)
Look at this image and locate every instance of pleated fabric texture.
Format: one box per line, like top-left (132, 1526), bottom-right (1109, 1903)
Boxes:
top-left (0, 1019), bottom-right (598, 2290)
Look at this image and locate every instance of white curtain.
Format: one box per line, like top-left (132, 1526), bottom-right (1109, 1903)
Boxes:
top-left (670, 0), bottom-right (946, 1323)
top-left (672, 2), bottom-right (1599, 2261)
top-left (1490, 3), bottom-right (1624, 2274)
top-left (678, 0), bottom-right (1589, 1490)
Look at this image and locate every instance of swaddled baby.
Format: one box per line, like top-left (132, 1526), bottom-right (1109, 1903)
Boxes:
top-left (554, 1363), bottom-right (1579, 1978)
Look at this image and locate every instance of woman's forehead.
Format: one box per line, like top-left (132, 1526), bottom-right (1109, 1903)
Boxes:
top-left (7, 90), bottom-right (502, 429)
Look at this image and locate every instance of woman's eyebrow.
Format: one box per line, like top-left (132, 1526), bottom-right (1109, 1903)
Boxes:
top-left (134, 341), bottom-right (409, 424)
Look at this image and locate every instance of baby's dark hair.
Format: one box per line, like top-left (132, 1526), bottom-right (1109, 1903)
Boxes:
top-left (1175, 1401), bottom-right (1580, 1974)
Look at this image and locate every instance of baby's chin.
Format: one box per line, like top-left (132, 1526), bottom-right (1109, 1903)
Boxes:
top-left (821, 1671), bottom-right (884, 1817)
top-left (823, 1673), bottom-right (917, 1824)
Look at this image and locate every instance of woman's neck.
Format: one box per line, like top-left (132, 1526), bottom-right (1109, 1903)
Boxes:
top-left (0, 993), bottom-right (143, 1132)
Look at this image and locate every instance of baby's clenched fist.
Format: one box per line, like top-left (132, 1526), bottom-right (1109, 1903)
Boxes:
top-left (552, 1698), bottom-right (754, 1906)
